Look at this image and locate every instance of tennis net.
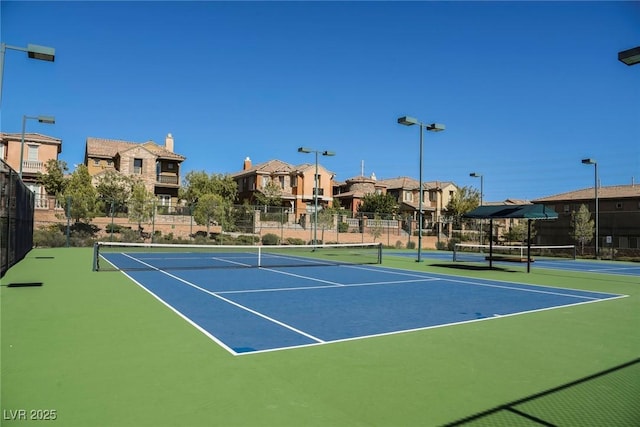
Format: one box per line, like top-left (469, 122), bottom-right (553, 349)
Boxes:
top-left (453, 243), bottom-right (576, 262)
top-left (93, 241), bottom-right (383, 271)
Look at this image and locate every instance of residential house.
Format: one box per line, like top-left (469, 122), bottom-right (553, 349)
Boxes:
top-left (376, 177), bottom-right (457, 233)
top-left (533, 184), bottom-right (640, 251)
top-left (231, 157), bottom-right (335, 222)
top-left (332, 173), bottom-right (386, 215)
top-left (0, 132), bottom-right (62, 208)
top-left (84, 133), bottom-right (185, 211)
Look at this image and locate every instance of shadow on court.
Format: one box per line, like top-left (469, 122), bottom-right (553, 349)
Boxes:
top-left (430, 263), bottom-right (517, 273)
top-left (443, 358), bottom-right (640, 426)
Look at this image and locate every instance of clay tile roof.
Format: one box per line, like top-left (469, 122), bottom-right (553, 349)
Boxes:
top-left (85, 137), bottom-right (185, 161)
top-left (533, 185), bottom-right (640, 202)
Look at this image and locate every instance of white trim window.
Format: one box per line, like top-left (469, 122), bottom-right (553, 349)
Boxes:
top-left (27, 144), bottom-right (39, 161)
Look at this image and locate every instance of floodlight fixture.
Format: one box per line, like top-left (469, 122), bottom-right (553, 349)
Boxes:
top-left (37, 115), bottom-right (56, 124)
top-left (618, 46), bottom-right (640, 66)
top-left (26, 44), bottom-right (56, 62)
top-left (581, 158), bottom-right (596, 165)
top-left (426, 123), bottom-right (445, 132)
top-left (397, 116), bottom-right (419, 126)
top-left (297, 147), bottom-right (312, 153)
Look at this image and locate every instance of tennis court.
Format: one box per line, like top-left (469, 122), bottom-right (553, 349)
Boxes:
top-left (3, 246), bottom-right (639, 426)
top-left (97, 243), bottom-right (626, 355)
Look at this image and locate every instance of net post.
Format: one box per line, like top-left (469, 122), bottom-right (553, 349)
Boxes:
top-left (573, 245), bottom-right (577, 260)
top-left (258, 246), bottom-right (262, 268)
top-left (453, 243), bottom-right (458, 262)
top-left (92, 242), bottom-right (99, 271)
top-left (378, 243), bottom-right (383, 264)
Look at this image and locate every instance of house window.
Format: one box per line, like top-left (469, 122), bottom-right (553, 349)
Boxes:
top-left (564, 205), bottom-right (571, 213)
top-left (134, 158), bottom-right (143, 174)
top-left (27, 144), bottom-right (39, 161)
top-left (261, 176), bottom-right (269, 187)
top-left (158, 195), bottom-right (171, 207)
top-left (291, 176), bottom-right (298, 187)
top-left (315, 174), bottom-right (321, 186)
top-left (278, 176), bottom-right (285, 189)
top-left (404, 191), bottom-right (413, 202)
top-left (93, 159), bottom-right (100, 166)
top-left (168, 162), bottom-right (174, 170)
top-left (0, 144), bottom-right (5, 160)
top-left (616, 202), bottom-right (623, 210)
top-left (107, 160), bottom-right (113, 166)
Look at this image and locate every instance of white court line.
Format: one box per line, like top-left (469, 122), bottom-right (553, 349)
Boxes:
top-left (218, 277), bottom-right (440, 295)
top-left (120, 253), bottom-right (325, 349)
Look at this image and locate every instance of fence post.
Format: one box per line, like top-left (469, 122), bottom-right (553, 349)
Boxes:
top-left (66, 196), bottom-right (71, 247)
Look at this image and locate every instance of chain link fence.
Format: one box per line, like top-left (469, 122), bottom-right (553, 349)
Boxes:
top-left (32, 200), bottom-right (430, 248)
top-left (1, 159), bottom-right (35, 277)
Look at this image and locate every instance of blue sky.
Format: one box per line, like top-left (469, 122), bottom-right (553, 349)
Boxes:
top-left (2, 1), bottom-right (639, 202)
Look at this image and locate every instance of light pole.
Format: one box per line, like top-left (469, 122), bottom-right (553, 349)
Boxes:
top-left (298, 147), bottom-right (335, 245)
top-left (0, 43), bottom-right (55, 106)
top-left (581, 158), bottom-right (599, 258)
top-left (397, 116), bottom-right (445, 262)
top-left (470, 172), bottom-right (483, 245)
top-left (20, 115), bottom-right (55, 178)
top-left (618, 46), bottom-right (640, 66)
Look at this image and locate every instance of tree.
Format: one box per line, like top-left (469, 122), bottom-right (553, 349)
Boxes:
top-left (358, 193), bottom-right (397, 217)
top-left (95, 170), bottom-right (132, 215)
top-left (193, 193), bottom-right (227, 235)
top-left (369, 214), bottom-right (384, 242)
top-left (62, 164), bottom-right (98, 223)
top-left (445, 186), bottom-right (480, 228)
top-left (503, 221), bottom-right (537, 244)
top-left (570, 204), bottom-right (594, 255)
top-left (37, 159), bottom-right (68, 197)
top-left (128, 180), bottom-right (155, 233)
top-left (254, 180), bottom-right (282, 208)
top-left (179, 171), bottom-right (215, 206)
top-left (180, 171), bottom-right (238, 206)
top-left (180, 171), bottom-right (238, 233)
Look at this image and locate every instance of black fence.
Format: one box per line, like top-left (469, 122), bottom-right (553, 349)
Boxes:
top-left (1, 159), bottom-right (35, 277)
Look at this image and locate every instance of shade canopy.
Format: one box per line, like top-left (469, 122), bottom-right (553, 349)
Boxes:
top-left (463, 204), bottom-right (558, 220)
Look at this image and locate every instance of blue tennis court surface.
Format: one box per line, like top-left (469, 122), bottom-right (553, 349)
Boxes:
top-left (102, 252), bottom-right (626, 355)
top-left (389, 251), bottom-right (640, 277)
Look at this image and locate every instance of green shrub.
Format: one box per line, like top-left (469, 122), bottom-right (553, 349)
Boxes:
top-left (447, 238), bottom-right (461, 251)
top-left (236, 235), bottom-right (260, 245)
top-left (261, 233), bottom-right (280, 245)
top-left (33, 225), bottom-right (67, 248)
top-left (406, 241), bottom-right (416, 250)
top-left (435, 241), bottom-right (448, 251)
top-left (338, 222), bottom-right (349, 232)
top-left (285, 237), bottom-right (305, 245)
top-left (395, 240), bottom-right (403, 249)
top-left (105, 223), bottom-right (123, 233)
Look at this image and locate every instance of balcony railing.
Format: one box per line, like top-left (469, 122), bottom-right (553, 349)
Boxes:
top-left (34, 197), bottom-right (63, 210)
top-left (156, 175), bottom-right (179, 185)
top-left (22, 160), bottom-right (44, 173)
